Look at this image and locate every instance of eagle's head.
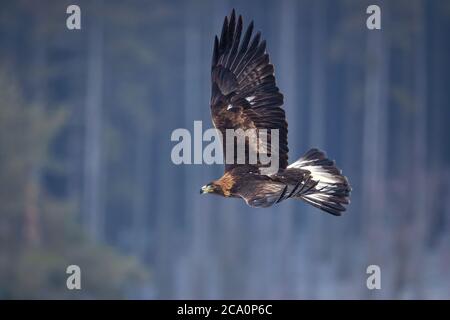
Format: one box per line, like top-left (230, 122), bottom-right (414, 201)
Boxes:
top-left (201, 172), bottom-right (235, 197)
top-left (200, 182), bottom-right (223, 196)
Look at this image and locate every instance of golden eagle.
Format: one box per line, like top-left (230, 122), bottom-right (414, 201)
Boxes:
top-left (200, 10), bottom-right (351, 215)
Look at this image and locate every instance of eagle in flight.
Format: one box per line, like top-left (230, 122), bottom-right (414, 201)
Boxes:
top-left (200, 10), bottom-right (351, 215)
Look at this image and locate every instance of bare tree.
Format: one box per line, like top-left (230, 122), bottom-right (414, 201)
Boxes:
top-left (83, 1), bottom-right (105, 239)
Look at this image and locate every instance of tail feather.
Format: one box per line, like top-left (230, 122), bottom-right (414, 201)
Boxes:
top-left (288, 148), bottom-right (351, 216)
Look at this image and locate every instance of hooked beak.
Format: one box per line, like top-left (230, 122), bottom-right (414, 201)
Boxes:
top-left (200, 185), bottom-right (214, 194)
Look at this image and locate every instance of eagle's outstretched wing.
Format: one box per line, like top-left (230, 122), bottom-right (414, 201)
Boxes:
top-left (211, 9), bottom-right (288, 172)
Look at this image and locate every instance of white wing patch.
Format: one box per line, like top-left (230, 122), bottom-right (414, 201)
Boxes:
top-left (227, 97), bottom-right (255, 111)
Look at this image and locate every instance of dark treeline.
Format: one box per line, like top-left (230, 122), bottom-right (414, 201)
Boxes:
top-left (0, 0), bottom-right (449, 299)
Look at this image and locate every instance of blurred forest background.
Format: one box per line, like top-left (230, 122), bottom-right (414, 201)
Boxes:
top-left (1, 0), bottom-right (450, 299)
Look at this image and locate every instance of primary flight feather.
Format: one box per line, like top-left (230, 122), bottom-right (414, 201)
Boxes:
top-left (200, 9), bottom-right (351, 215)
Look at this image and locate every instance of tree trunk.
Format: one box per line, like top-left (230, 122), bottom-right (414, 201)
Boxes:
top-left (409, 0), bottom-right (428, 298)
top-left (362, 0), bottom-right (389, 298)
top-left (24, 7), bottom-right (48, 246)
top-left (83, 1), bottom-right (104, 239)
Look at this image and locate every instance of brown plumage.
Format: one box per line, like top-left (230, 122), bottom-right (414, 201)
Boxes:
top-left (200, 10), bottom-right (351, 216)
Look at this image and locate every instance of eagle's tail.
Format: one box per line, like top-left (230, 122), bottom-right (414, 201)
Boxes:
top-left (288, 148), bottom-right (351, 216)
